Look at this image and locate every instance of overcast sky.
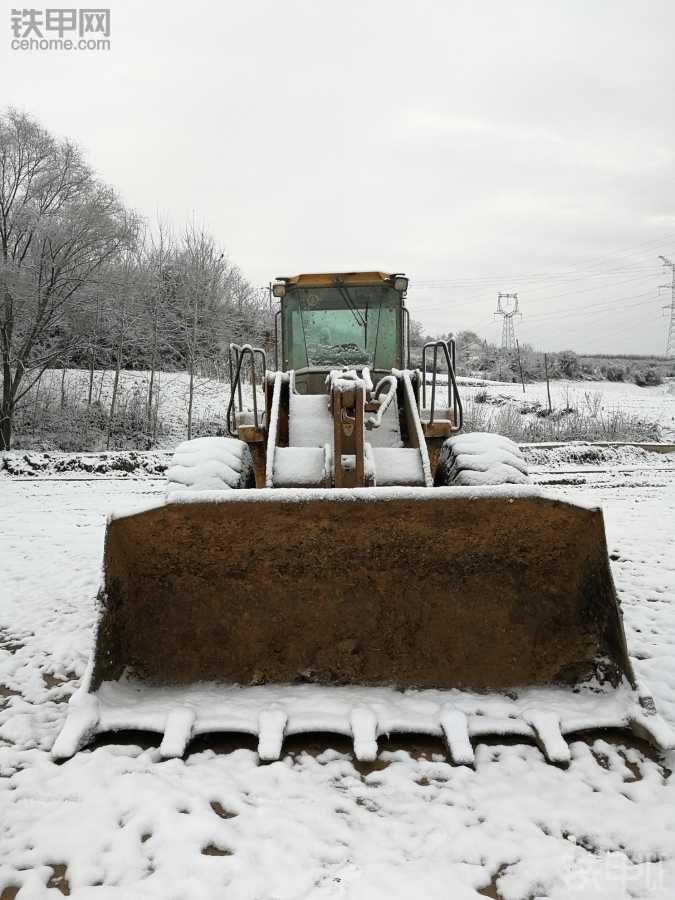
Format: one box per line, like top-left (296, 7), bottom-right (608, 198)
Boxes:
top-left (4, 0), bottom-right (675, 354)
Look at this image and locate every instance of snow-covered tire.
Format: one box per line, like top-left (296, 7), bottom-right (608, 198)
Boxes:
top-left (434, 432), bottom-right (530, 487)
top-left (166, 436), bottom-right (254, 492)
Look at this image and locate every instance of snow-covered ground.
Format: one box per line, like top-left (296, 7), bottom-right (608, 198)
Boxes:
top-left (1, 461), bottom-right (675, 899)
top-left (458, 376), bottom-right (675, 442)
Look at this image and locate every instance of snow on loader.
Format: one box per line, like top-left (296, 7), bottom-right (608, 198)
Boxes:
top-left (54, 271), bottom-right (674, 765)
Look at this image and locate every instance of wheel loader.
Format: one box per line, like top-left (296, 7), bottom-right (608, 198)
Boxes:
top-left (54, 271), bottom-right (674, 765)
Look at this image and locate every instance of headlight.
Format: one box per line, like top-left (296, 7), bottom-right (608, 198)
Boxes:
top-left (272, 282), bottom-right (286, 298)
top-left (393, 275), bottom-right (408, 292)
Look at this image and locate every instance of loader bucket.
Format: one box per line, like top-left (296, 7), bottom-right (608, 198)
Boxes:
top-left (90, 487), bottom-right (634, 692)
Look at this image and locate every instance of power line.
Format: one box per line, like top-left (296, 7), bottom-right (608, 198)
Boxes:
top-left (516, 289), bottom-right (657, 324)
top-left (411, 288), bottom-right (657, 326)
top-left (412, 268), bottom-right (657, 312)
top-left (415, 263), bottom-right (655, 290)
top-left (658, 256), bottom-right (675, 357)
top-left (413, 230), bottom-right (675, 290)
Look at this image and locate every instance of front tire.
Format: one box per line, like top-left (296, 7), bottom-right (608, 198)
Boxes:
top-left (434, 432), bottom-right (529, 486)
top-left (166, 436), bottom-right (255, 492)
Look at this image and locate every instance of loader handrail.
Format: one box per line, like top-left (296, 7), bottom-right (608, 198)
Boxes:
top-left (402, 305), bottom-right (411, 368)
top-left (265, 370), bottom-right (283, 488)
top-left (422, 339), bottom-right (463, 430)
top-left (226, 343), bottom-right (267, 436)
top-left (274, 309), bottom-right (281, 370)
top-left (366, 375), bottom-right (397, 430)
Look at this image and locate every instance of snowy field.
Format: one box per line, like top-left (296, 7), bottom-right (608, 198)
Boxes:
top-left (14, 368), bottom-right (675, 450)
top-left (458, 376), bottom-right (675, 442)
top-left (1, 460), bottom-right (675, 898)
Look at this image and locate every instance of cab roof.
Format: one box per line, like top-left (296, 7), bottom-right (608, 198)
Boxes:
top-left (275, 271), bottom-right (398, 287)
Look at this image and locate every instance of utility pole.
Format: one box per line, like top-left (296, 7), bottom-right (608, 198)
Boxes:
top-left (658, 256), bottom-right (675, 357)
top-left (515, 338), bottom-right (525, 393)
top-left (494, 292), bottom-right (521, 351)
top-left (544, 353), bottom-right (552, 413)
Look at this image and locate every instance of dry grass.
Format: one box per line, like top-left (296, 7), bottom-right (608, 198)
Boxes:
top-left (9, 370), bottom-right (232, 451)
top-left (12, 389), bottom-right (158, 451)
top-left (463, 395), bottom-right (662, 443)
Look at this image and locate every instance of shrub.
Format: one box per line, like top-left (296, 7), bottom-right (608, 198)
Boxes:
top-left (605, 366), bottom-right (625, 382)
top-left (633, 368), bottom-right (663, 387)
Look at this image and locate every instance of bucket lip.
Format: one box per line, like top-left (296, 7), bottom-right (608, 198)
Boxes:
top-left (107, 483), bottom-right (605, 524)
top-left (53, 675), bottom-right (674, 760)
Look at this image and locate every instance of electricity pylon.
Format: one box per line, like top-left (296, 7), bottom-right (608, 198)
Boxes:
top-left (494, 292), bottom-right (521, 351)
top-left (659, 256), bottom-right (675, 357)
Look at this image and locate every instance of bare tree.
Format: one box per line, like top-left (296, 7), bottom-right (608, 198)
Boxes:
top-left (0, 108), bottom-right (135, 449)
top-left (173, 225), bottom-right (228, 439)
top-left (98, 253), bottom-right (146, 448)
top-left (137, 221), bottom-right (178, 425)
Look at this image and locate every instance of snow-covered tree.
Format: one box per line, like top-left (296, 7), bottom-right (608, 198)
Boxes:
top-left (0, 109), bottom-right (135, 449)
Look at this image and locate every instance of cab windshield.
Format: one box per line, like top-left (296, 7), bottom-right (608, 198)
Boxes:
top-left (282, 286), bottom-right (401, 370)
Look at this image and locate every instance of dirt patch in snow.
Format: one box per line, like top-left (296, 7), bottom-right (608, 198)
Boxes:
top-left (46, 864), bottom-right (70, 895)
top-left (0, 630), bottom-right (25, 654)
top-left (478, 863), bottom-right (511, 898)
top-left (41, 672), bottom-right (77, 703)
top-left (0, 887), bottom-right (20, 900)
top-left (210, 801), bottom-right (238, 820)
top-left (576, 729), bottom-right (672, 780)
top-left (201, 843), bottom-right (233, 857)
top-left (0, 685), bottom-right (20, 703)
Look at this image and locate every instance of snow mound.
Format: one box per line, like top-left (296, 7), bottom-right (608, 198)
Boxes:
top-left (522, 442), bottom-right (675, 469)
top-left (0, 450), bottom-right (170, 478)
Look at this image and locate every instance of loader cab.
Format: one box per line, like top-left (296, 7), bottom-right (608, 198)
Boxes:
top-left (228, 269), bottom-right (463, 490)
top-left (273, 272), bottom-right (410, 389)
